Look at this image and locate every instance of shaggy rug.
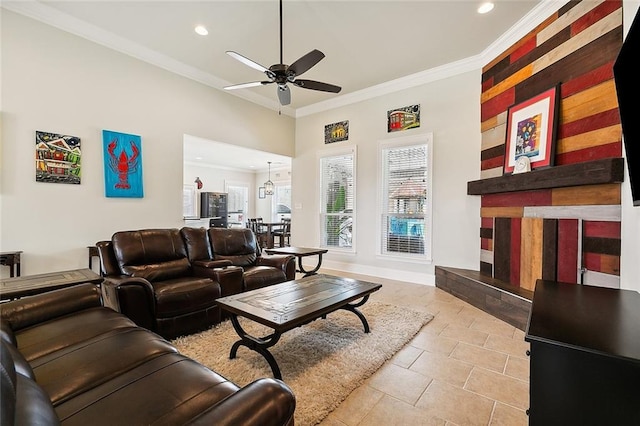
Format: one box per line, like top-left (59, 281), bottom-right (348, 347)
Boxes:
top-left (172, 301), bottom-right (433, 426)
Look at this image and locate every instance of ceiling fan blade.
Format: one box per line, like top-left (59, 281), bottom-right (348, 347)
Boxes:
top-left (226, 51), bottom-right (270, 74)
top-left (277, 84), bottom-right (291, 105)
top-left (288, 49), bottom-right (325, 77)
top-left (292, 79), bottom-right (342, 93)
top-left (224, 81), bottom-right (272, 90)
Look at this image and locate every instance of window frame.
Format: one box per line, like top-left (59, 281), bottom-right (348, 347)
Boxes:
top-left (318, 145), bottom-right (357, 253)
top-left (377, 133), bottom-right (433, 262)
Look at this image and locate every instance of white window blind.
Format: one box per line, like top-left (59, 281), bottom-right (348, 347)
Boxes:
top-left (320, 151), bottom-right (355, 249)
top-left (381, 140), bottom-right (430, 258)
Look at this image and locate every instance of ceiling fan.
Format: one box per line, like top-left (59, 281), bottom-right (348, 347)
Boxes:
top-left (223, 0), bottom-right (341, 106)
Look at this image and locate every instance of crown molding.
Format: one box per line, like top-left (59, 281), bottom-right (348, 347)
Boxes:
top-left (4, 0), bottom-right (569, 119)
top-left (2, 0), bottom-right (297, 117)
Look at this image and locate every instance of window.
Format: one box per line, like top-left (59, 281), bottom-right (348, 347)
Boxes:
top-left (379, 134), bottom-right (432, 260)
top-left (225, 182), bottom-right (248, 226)
top-left (320, 148), bottom-right (355, 250)
top-left (273, 183), bottom-right (291, 221)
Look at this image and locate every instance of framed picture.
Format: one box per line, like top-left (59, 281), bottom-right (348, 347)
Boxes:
top-left (504, 86), bottom-right (560, 174)
top-left (387, 104), bottom-right (420, 132)
top-left (35, 131), bottom-right (81, 184)
top-left (259, 187), bottom-right (266, 199)
top-left (102, 130), bottom-right (143, 197)
top-left (325, 120), bottom-right (349, 144)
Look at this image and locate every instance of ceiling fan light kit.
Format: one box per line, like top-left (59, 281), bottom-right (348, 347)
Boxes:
top-left (224, 0), bottom-right (341, 106)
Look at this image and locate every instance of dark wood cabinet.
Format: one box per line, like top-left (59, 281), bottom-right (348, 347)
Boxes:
top-left (525, 280), bottom-right (640, 425)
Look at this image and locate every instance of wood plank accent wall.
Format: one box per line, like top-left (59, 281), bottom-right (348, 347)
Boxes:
top-left (478, 0), bottom-right (623, 290)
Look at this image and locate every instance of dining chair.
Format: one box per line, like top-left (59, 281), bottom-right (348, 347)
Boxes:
top-left (272, 218), bottom-right (291, 247)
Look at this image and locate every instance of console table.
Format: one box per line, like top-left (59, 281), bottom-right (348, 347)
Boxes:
top-left (0, 268), bottom-right (103, 301)
top-left (525, 280), bottom-right (640, 425)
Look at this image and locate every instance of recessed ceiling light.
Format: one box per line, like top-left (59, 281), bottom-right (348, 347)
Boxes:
top-left (195, 156), bottom-right (203, 160)
top-left (478, 2), bottom-right (494, 14)
top-left (194, 25), bottom-right (208, 36)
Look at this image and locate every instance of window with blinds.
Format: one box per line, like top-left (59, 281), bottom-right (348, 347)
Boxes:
top-left (380, 136), bottom-right (431, 259)
top-left (320, 149), bottom-right (355, 250)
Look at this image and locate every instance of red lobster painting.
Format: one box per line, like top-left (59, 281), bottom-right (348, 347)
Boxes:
top-left (107, 138), bottom-right (139, 189)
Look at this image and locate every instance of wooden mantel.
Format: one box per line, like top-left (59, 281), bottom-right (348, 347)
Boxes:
top-left (467, 158), bottom-right (624, 196)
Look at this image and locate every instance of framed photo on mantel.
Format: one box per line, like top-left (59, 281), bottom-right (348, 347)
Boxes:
top-left (503, 85), bottom-right (560, 174)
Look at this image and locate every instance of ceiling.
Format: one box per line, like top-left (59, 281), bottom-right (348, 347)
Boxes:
top-left (5, 0), bottom-right (550, 171)
top-left (6, 0), bottom-right (545, 115)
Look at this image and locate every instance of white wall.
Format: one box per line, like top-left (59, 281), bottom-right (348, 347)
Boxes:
top-left (293, 71), bottom-right (481, 285)
top-left (0, 11), bottom-right (295, 277)
top-left (620, 0), bottom-right (640, 292)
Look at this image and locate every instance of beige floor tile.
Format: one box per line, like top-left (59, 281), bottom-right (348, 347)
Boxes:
top-left (490, 402), bottom-right (528, 425)
top-left (450, 342), bottom-right (508, 373)
top-left (325, 384), bottom-right (384, 426)
top-left (484, 333), bottom-right (530, 359)
top-left (360, 394), bottom-right (447, 426)
top-left (367, 362), bottom-right (433, 405)
top-left (469, 316), bottom-right (517, 338)
top-left (464, 367), bottom-right (529, 411)
top-left (416, 379), bottom-right (495, 426)
top-left (504, 355), bottom-right (530, 381)
top-left (409, 350), bottom-right (473, 387)
top-left (409, 329), bottom-right (459, 356)
top-left (439, 324), bottom-right (489, 347)
top-left (390, 343), bottom-right (424, 368)
top-left (421, 315), bottom-right (450, 334)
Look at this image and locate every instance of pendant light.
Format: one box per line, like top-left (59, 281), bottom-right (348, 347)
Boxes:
top-left (264, 161), bottom-right (274, 195)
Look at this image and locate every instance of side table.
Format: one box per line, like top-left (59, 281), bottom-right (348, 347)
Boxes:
top-left (0, 268), bottom-right (103, 301)
top-left (264, 247), bottom-right (328, 277)
top-left (0, 251), bottom-right (22, 277)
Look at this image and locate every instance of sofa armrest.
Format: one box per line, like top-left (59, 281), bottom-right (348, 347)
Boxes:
top-left (0, 284), bottom-right (101, 332)
top-left (188, 378), bottom-right (296, 426)
top-left (192, 259), bottom-right (233, 269)
top-left (257, 255), bottom-right (296, 280)
top-left (101, 277), bottom-right (157, 331)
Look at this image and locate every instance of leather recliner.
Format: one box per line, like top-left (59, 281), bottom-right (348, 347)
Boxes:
top-left (97, 228), bottom-right (222, 339)
top-left (208, 228), bottom-right (296, 291)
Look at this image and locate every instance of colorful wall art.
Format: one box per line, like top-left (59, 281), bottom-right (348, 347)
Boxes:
top-left (387, 104), bottom-right (420, 132)
top-left (102, 130), bottom-right (143, 198)
top-left (324, 120), bottom-right (349, 144)
top-left (35, 131), bottom-right (81, 184)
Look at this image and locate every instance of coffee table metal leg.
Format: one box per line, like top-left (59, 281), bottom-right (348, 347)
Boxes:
top-left (298, 253), bottom-right (324, 277)
top-left (339, 295), bottom-right (372, 333)
top-left (227, 314), bottom-right (284, 379)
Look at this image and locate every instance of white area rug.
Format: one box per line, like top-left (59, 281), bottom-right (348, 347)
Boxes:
top-left (173, 301), bottom-right (433, 426)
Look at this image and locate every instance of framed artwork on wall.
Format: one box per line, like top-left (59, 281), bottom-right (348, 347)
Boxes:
top-left (259, 187), bottom-right (266, 199)
top-left (102, 130), bottom-right (144, 198)
top-left (35, 131), bottom-right (81, 184)
top-left (503, 85), bottom-right (560, 174)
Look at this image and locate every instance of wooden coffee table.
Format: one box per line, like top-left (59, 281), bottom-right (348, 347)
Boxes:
top-left (215, 274), bottom-right (382, 379)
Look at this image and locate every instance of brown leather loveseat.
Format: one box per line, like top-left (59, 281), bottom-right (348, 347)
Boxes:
top-left (0, 284), bottom-right (296, 425)
top-left (97, 227), bottom-right (295, 339)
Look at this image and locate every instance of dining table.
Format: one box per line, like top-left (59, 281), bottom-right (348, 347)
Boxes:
top-left (259, 222), bottom-right (285, 249)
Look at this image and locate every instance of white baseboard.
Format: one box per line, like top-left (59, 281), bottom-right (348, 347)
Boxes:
top-left (318, 259), bottom-right (435, 286)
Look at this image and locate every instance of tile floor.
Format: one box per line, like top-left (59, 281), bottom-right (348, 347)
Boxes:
top-left (317, 269), bottom-right (531, 426)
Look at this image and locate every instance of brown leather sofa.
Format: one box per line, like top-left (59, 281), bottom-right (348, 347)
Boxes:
top-left (0, 284), bottom-right (296, 425)
top-left (97, 227), bottom-right (295, 339)
top-left (97, 228), bottom-right (223, 339)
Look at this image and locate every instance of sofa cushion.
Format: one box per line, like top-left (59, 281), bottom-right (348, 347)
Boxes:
top-left (152, 277), bottom-right (220, 317)
top-left (113, 229), bottom-right (191, 280)
top-left (54, 353), bottom-right (240, 425)
top-left (243, 266), bottom-right (287, 291)
top-left (124, 258), bottom-right (192, 282)
top-left (32, 327), bottom-right (177, 406)
top-left (209, 228), bottom-right (259, 266)
top-left (180, 227), bottom-right (212, 262)
top-left (13, 307), bottom-right (137, 363)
